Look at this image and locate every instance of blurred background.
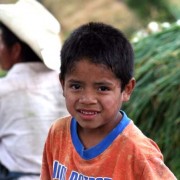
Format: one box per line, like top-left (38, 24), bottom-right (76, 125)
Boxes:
top-left (0, 0), bottom-right (180, 178)
top-left (1, 0), bottom-right (180, 40)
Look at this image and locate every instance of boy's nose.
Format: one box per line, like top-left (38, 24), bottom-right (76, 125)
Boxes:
top-left (79, 91), bottom-right (97, 104)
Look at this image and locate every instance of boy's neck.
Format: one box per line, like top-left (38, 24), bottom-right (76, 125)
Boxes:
top-left (77, 112), bottom-right (122, 149)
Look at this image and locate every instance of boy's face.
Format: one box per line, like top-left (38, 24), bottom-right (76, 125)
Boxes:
top-left (61, 59), bottom-right (135, 134)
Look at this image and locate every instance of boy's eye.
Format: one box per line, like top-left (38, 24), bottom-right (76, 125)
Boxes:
top-left (98, 86), bottom-right (109, 91)
top-left (70, 84), bottom-right (81, 90)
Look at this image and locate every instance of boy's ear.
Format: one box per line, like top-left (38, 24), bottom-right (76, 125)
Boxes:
top-left (122, 78), bottom-right (136, 102)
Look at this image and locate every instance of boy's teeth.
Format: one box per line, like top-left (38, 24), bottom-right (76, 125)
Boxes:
top-left (81, 110), bottom-right (97, 115)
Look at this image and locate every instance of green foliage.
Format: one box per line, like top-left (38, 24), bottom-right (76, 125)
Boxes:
top-left (0, 69), bottom-right (6, 77)
top-left (123, 23), bottom-right (180, 178)
top-left (124, 0), bottom-right (177, 23)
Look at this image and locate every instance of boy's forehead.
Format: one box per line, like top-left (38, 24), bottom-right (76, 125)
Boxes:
top-left (65, 59), bottom-right (118, 80)
top-left (70, 58), bottom-right (110, 71)
top-left (64, 60), bottom-right (121, 88)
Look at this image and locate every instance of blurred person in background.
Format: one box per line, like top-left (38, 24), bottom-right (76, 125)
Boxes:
top-left (0, 0), bottom-right (68, 179)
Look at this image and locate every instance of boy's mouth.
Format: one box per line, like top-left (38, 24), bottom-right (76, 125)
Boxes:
top-left (79, 110), bottom-right (98, 115)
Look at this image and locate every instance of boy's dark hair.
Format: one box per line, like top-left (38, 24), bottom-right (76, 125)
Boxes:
top-left (60, 22), bottom-right (134, 91)
top-left (0, 22), bottom-right (41, 62)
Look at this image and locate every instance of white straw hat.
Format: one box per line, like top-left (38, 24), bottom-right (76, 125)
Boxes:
top-left (0, 0), bottom-right (61, 71)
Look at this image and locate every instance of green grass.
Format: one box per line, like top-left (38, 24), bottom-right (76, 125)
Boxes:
top-left (123, 23), bottom-right (180, 178)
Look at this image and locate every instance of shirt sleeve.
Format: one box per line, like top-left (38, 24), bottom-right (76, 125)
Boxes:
top-left (141, 157), bottom-right (177, 180)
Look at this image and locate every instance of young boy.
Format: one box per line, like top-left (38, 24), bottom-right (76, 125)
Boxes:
top-left (40, 22), bottom-right (176, 180)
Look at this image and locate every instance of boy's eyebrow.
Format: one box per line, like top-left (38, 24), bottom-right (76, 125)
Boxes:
top-left (67, 79), bottom-right (115, 86)
top-left (94, 82), bottom-right (114, 86)
top-left (67, 79), bottom-right (82, 83)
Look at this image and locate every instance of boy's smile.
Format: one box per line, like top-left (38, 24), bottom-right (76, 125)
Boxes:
top-left (61, 59), bottom-right (134, 142)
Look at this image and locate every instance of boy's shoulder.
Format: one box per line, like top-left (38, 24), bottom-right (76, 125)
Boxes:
top-left (50, 115), bottom-right (72, 133)
top-left (47, 115), bottom-right (72, 146)
top-left (119, 122), bottom-right (177, 179)
top-left (120, 121), bottom-right (162, 159)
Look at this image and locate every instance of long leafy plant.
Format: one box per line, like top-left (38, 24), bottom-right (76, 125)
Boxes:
top-left (123, 23), bottom-right (180, 178)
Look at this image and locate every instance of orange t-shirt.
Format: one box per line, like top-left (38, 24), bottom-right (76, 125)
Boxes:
top-left (40, 112), bottom-right (176, 180)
